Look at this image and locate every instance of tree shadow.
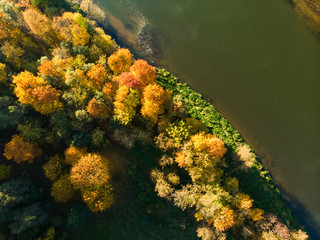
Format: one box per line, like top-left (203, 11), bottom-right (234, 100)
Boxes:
top-left (280, 187), bottom-right (320, 240)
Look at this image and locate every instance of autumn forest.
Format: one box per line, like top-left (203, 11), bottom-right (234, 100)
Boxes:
top-left (0, 0), bottom-right (310, 239)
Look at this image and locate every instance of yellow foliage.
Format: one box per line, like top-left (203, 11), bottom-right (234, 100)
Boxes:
top-left (4, 135), bottom-right (42, 164)
top-left (191, 132), bottom-right (227, 161)
top-left (64, 146), bottom-right (87, 165)
top-left (250, 208), bottom-right (264, 221)
top-left (82, 184), bottom-right (114, 212)
top-left (107, 48), bottom-right (133, 75)
top-left (86, 64), bottom-right (107, 89)
top-left (213, 207), bottom-right (235, 232)
top-left (141, 83), bottom-right (170, 123)
top-left (42, 155), bottom-right (64, 181)
top-left (51, 174), bottom-right (75, 203)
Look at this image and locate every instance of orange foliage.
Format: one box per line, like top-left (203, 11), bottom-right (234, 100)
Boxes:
top-left (38, 60), bottom-right (58, 77)
top-left (86, 98), bottom-right (109, 120)
top-left (130, 59), bottom-right (156, 87)
top-left (102, 81), bottom-right (118, 97)
top-left (31, 85), bottom-right (63, 114)
top-left (86, 64), bottom-right (107, 89)
top-left (175, 151), bottom-right (186, 168)
top-left (82, 184), bottom-right (114, 212)
top-left (213, 207), bottom-right (235, 232)
top-left (116, 72), bottom-right (141, 88)
top-left (64, 146), bottom-right (87, 165)
top-left (70, 153), bottom-right (110, 190)
top-left (191, 132), bottom-right (227, 161)
top-left (141, 83), bottom-right (170, 123)
top-left (4, 135), bottom-right (42, 164)
top-left (107, 48), bottom-right (133, 75)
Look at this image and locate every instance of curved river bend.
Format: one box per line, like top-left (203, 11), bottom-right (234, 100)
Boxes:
top-left (98, 0), bottom-right (320, 238)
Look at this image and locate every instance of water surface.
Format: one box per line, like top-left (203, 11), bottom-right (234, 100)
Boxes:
top-left (98, 0), bottom-right (320, 237)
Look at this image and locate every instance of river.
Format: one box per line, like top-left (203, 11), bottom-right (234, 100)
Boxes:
top-left (97, 0), bottom-right (320, 238)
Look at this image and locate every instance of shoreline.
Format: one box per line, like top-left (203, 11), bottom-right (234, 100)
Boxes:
top-left (96, 2), bottom-right (310, 235)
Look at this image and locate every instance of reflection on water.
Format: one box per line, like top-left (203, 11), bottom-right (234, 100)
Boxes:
top-left (98, 0), bottom-right (320, 238)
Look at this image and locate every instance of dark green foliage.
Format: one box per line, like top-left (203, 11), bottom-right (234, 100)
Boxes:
top-left (0, 96), bottom-right (26, 130)
top-left (0, 177), bottom-right (43, 213)
top-left (8, 203), bottom-right (48, 235)
top-left (67, 204), bottom-right (93, 228)
top-left (50, 110), bottom-right (72, 141)
top-left (17, 120), bottom-right (47, 144)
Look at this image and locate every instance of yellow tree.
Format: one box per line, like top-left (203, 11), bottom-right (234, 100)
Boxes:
top-left (22, 7), bottom-right (56, 44)
top-left (107, 48), bottom-right (133, 75)
top-left (141, 84), bottom-right (170, 123)
top-left (64, 146), bottom-right (87, 165)
top-left (70, 153), bottom-right (111, 190)
top-left (4, 135), bottom-right (42, 164)
top-left (82, 184), bottom-right (114, 212)
top-left (51, 174), bottom-right (75, 203)
top-left (113, 85), bottom-right (140, 125)
top-left (13, 71), bottom-right (62, 114)
top-left (190, 132), bottom-right (227, 161)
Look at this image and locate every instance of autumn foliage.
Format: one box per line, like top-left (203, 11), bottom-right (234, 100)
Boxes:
top-left (107, 48), bottom-right (133, 75)
top-left (141, 84), bottom-right (170, 123)
top-left (130, 59), bottom-right (156, 87)
top-left (70, 153), bottom-right (111, 190)
top-left (86, 98), bottom-right (109, 120)
top-left (116, 72), bottom-right (141, 88)
top-left (64, 146), bottom-right (87, 165)
top-left (86, 64), bottom-right (107, 89)
top-left (12, 71), bottom-right (63, 114)
top-left (4, 135), bottom-right (42, 164)
top-left (51, 174), bottom-right (75, 203)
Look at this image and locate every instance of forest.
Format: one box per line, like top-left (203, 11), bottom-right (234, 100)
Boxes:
top-left (0, 0), bottom-right (310, 239)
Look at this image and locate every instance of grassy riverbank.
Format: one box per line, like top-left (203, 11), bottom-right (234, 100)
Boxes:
top-left (156, 68), bottom-right (303, 230)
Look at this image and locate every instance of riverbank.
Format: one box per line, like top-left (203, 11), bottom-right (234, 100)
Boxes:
top-left (156, 69), bottom-right (304, 231)
top-left (292, 0), bottom-right (320, 33)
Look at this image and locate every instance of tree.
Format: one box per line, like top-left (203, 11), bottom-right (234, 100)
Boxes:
top-left (0, 164), bottom-right (11, 182)
top-left (52, 12), bottom-right (90, 46)
top-left (4, 135), bottom-right (42, 164)
top-left (92, 27), bottom-right (116, 54)
top-left (42, 155), bottom-right (65, 181)
top-left (9, 203), bottom-right (48, 235)
top-left (51, 174), bottom-right (75, 203)
top-left (82, 183), bottom-right (114, 212)
top-left (141, 83), bottom-right (170, 123)
top-left (80, 0), bottom-right (106, 25)
top-left (116, 72), bottom-right (142, 88)
top-left (1, 41), bottom-right (26, 69)
top-left (38, 60), bottom-right (58, 77)
top-left (18, 120), bottom-right (47, 143)
top-left (190, 132), bottom-right (227, 161)
top-left (130, 59), bottom-right (156, 87)
top-left (86, 64), bottom-right (107, 89)
top-left (107, 48), bottom-right (133, 75)
top-left (13, 71), bottom-right (63, 114)
top-left (113, 85), bottom-right (140, 125)
top-left (86, 98), bottom-right (109, 120)
top-left (0, 63), bottom-right (7, 84)
top-left (70, 153), bottom-right (110, 190)
top-left (64, 146), bottom-right (87, 165)
top-left (22, 7), bottom-right (56, 44)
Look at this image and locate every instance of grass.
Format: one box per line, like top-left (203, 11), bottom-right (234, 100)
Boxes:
top-left (70, 143), bottom-right (198, 240)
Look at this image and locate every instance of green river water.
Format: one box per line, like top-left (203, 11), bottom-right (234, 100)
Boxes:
top-left (97, 0), bottom-right (320, 238)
